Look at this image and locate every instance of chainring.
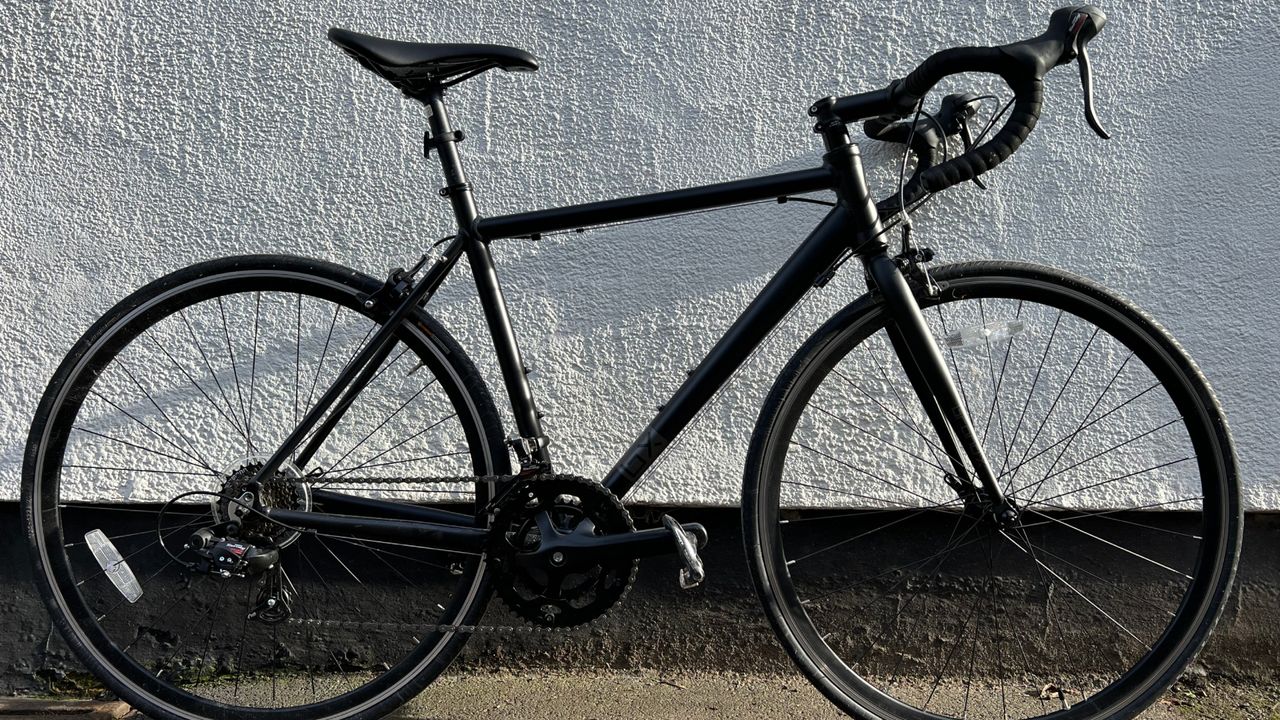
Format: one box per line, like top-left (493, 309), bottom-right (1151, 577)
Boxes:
top-left (489, 475), bottom-right (637, 628)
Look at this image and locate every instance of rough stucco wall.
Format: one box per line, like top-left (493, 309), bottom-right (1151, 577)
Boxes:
top-left (1, 0), bottom-right (1277, 507)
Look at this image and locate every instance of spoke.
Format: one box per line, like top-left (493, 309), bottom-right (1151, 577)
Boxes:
top-left (231, 576), bottom-right (257, 701)
top-left (789, 440), bottom-right (945, 508)
top-left (780, 505), bottom-right (950, 525)
top-left (66, 520), bottom-right (202, 548)
top-left (93, 553), bottom-right (183, 623)
top-left (75, 512), bottom-right (209, 588)
top-left (1024, 456), bottom-right (1194, 507)
top-left (307, 485), bottom-right (473, 496)
top-left (780, 477), bottom-right (962, 512)
top-left (155, 579), bottom-right (227, 680)
top-left (312, 530), bottom-right (482, 558)
top-left (986, 535), bottom-right (1009, 720)
top-left (296, 550), bottom-right (363, 685)
top-left (290, 323), bottom-right (387, 458)
top-left (325, 377), bottom-right (438, 475)
top-left (832, 366), bottom-right (961, 472)
top-left (853, 513), bottom-right (974, 676)
top-left (320, 534), bottom-right (450, 571)
top-left (216, 296), bottom-right (253, 453)
top-left (93, 365), bottom-right (213, 472)
top-left (120, 575), bottom-right (207, 654)
top-left (1023, 416), bottom-right (1183, 501)
top-left (999, 529), bottom-right (1150, 650)
top-left (295, 294), bottom-right (302, 429)
top-left (787, 502), bottom-right (962, 564)
top-left (191, 580), bottom-right (229, 691)
top-left (809, 404), bottom-right (946, 473)
top-left (1025, 538), bottom-right (1178, 618)
top-left (302, 304), bottom-right (342, 420)
top-left (1000, 310), bottom-right (1062, 476)
top-left (978, 299), bottom-right (1020, 457)
top-left (1016, 353), bottom-right (1136, 504)
top-left (331, 412), bottom-right (458, 480)
top-left (934, 303), bottom-right (980, 453)
top-left (247, 292), bottom-right (261, 454)
top-left (1022, 508), bottom-right (1193, 578)
top-left (1003, 326), bottom-right (1100, 491)
top-left (1004, 526), bottom-right (1052, 716)
top-left (312, 534), bottom-right (364, 584)
top-left (1025, 500), bottom-right (1204, 539)
top-left (59, 502), bottom-right (207, 516)
top-left (998, 382), bottom-right (1162, 481)
top-left (351, 538), bottom-right (423, 586)
top-left (321, 449), bottom-right (470, 476)
top-left (72, 426), bottom-right (210, 471)
top-left (922, 562), bottom-right (984, 710)
top-left (280, 565), bottom-right (320, 702)
top-left (271, 620), bottom-right (279, 705)
top-left (62, 463), bottom-right (212, 477)
top-left (880, 513), bottom-right (974, 687)
top-left (177, 308), bottom-right (250, 440)
top-left (802, 520), bottom-right (982, 605)
top-left (148, 334), bottom-right (250, 444)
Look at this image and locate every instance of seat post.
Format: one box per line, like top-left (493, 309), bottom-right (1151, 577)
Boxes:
top-left (421, 88), bottom-right (552, 468)
top-left (423, 87), bottom-right (479, 229)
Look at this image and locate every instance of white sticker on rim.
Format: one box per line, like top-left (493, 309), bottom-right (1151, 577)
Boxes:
top-left (83, 529), bottom-right (144, 603)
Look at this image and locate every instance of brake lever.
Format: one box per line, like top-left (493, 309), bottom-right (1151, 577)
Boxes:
top-left (1067, 7), bottom-right (1111, 139)
top-left (1077, 41), bottom-right (1110, 139)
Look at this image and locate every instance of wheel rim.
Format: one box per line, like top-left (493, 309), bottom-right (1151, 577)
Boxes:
top-left (30, 267), bottom-right (499, 717)
top-left (754, 271), bottom-right (1234, 720)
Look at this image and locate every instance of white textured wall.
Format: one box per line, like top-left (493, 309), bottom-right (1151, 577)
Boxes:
top-left (2, 0), bottom-right (1277, 508)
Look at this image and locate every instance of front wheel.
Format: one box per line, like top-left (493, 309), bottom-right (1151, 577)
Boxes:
top-left (23, 255), bottom-right (510, 720)
top-left (743, 261), bottom-right (1240, 720)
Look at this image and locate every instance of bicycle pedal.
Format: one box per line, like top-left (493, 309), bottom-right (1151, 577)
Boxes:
top-left (660, 515), bottom-right (707, 589)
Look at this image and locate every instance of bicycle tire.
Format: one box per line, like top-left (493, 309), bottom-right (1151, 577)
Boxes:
top-left (743, 260), bottom-right (1241, 720)
top-left (23, 255), bottom-right (510, 720)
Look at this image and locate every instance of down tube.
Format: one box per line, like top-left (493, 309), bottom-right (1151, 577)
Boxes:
top-left (602, 206), bottom-right (856, 498)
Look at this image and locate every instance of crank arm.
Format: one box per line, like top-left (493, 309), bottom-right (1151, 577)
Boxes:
top-left (512, 520), bottom-right (709, 571)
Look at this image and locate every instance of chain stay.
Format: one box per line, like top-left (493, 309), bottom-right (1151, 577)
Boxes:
top-left (299, 472), bottom-right (613, 635)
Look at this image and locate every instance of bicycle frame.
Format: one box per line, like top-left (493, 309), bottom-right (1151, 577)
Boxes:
top-left (259, 90), bottom-right (1011, 549)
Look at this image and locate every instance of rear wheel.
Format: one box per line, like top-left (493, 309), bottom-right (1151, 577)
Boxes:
top-left (23, 255), bottom-right (510, 720)
top-left (743, 261), bottom-right (1240, 720)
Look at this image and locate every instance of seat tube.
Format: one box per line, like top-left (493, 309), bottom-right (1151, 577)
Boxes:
top-left (425, 89), bottom-right (551, 468)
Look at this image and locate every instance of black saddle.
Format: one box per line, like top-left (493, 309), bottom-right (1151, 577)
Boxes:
top-left (328, 28), bottom-right (538, 98)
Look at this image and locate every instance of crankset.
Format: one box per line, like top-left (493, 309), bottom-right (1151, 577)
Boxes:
top-left (489, 475), bottom-right (709, 627)
top-left (490, 476), bottom-right (636, 627)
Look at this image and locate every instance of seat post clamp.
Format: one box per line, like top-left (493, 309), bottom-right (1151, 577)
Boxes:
top-left (423, 129), bottom-right (465, 159)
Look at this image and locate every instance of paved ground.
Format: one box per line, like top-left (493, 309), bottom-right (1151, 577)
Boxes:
top-left (4, 671), bottom-right (1275, 718)
top-left (391, 671), bottom-right (1278, 720)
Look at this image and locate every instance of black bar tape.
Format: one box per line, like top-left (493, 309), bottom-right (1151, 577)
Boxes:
top-left (887, 45), bottom-right (1044, 203)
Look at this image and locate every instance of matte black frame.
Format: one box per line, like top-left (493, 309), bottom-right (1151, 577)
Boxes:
top-left (252, 89), bottom-right (1010, 548)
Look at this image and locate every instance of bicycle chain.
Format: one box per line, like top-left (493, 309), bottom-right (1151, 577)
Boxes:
top-left (292, 473), bottom-right (614, 636)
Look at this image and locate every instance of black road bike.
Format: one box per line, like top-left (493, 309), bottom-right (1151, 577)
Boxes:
top-left (23, 6), bottom-right (1242, 720)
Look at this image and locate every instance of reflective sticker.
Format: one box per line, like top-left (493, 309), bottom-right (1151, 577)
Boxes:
top-left (83, 529), bottom-right (143, 603)
top-left (944, 319), bottom-right (1027, 349)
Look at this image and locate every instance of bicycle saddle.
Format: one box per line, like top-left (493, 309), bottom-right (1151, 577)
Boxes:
top-left (328, 28), bottom-right (538, 97)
